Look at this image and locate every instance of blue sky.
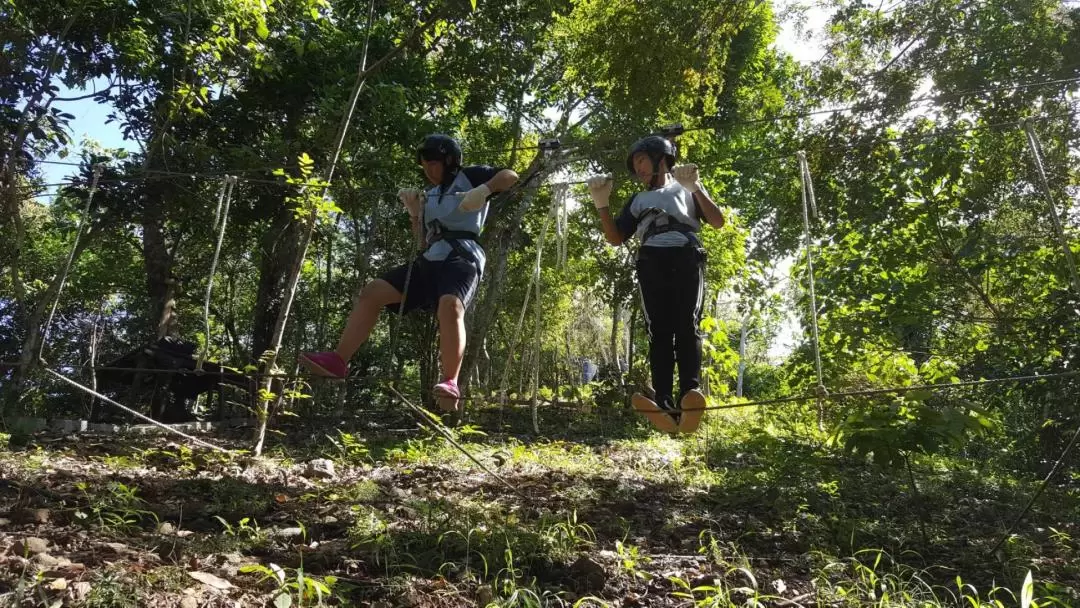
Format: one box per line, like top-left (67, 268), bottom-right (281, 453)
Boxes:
top-left (40, 77), bottom-right (132, 187)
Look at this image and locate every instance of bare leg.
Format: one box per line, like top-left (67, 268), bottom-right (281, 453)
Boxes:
top-left (436, 294), bottom-right (466, 381)
top-left (334, 279), bottom-right (402, 361)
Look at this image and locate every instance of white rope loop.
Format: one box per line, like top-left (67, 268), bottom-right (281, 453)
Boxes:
top-left (795, 151), bottom-right (826, 398)
top-left (1022, 121), bottom-right (1080, 302)
top-left (39, 164), bottom-right (105, 361)
top-left (198, 175), bottom-right (237, 370)
top-left (497, 191), bottom-right (560, 408)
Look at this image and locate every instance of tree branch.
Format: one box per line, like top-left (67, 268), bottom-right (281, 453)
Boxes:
top-left (50, 81), bottom-right (117, 103)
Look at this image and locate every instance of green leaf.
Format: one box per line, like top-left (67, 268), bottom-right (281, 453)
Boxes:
top-left (256, 18), bottom-right (270, 40)
top-left (470, 0), bottom-right (477, 10)
top-left (905, 389), bottom-right (932, 403)
top-left (274, 591), bottom-right (293, 608)
top-left (1021, 570), bottom-right (1034, 608)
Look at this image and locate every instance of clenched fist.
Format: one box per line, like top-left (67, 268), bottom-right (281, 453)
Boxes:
top-left (587, 175), bottom-right (613, 209)
top-left (672, 164), bottom-right (701, 193)
top-left (398, 188), bottom-right (424, 217)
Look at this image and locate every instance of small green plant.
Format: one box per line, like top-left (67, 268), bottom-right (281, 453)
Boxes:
top-left (240, 562), bottom-right (337, 607)
top-left (490, 543), bottom-right (562, 608)
top-left (614, 540), bottom-right (651, 581)
top-left (75, 481), bottom-right (158, 532)
top-left (325, 430), bottom-right (370, 463)
top-left (539, 510), bottom-right (596, 561)
top-left (349, 506), bottom-right (404, 569)
top-left (214, 515), bottom-right (264, 540)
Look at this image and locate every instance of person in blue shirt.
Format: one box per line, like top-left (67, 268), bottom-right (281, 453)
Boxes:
top-left (587, 135), bottom-right (726, 434)
top-left (301, 134), bottom-right (519, 411)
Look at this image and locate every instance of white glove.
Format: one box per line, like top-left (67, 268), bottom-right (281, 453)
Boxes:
top-left (673, 164), bottom-right (701, 193)
top-left (459, 183), bottom-right (492, 212)
top-left (587, 175), bottom-right (613, 209)
top-left (398, 188), bottom-right (424, 217)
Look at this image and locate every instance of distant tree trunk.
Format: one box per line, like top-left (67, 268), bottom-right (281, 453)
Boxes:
top-left (252, 199), bottom-right (300, 360)
top-left (459, 155), bottom-right (546, 393)
top-left (86, 302), bottom-right (104, 418)
top-left (142, 183), bottom-right (175, 340)
top-left (14, 236), bottom-right (94, 389)
top-left (610, 290), bottom-right (620, 373)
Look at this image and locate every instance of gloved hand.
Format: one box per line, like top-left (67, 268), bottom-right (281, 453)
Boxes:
top-left (398, 188), bottom-right (424, 217)
top-left (673, 164), bottom-right (701, 193)
top-left (587, 175), bottom-right (613, 209)
top-left (459, 183), bottom-right (492, 212)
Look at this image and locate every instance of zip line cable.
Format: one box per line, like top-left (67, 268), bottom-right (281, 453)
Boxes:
top-left (17, 99), bottom-right (1077, 203)
top-left (16, 75), bottom-right (1079, 197)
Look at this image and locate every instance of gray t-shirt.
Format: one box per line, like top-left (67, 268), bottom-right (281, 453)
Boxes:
top-left (421, 165), bottom-right (501, 273)
top-left (615, 180), bottom-right (702, 248)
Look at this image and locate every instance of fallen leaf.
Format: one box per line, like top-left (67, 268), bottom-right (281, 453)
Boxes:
top-left (274, 493), bottom-right (289, 503)
top-left (47, 578), bottom-right (67, 591)
top-left (188, 570), bottom-right (234, 590)
top-left (70, 581), bottom-right (92, 602)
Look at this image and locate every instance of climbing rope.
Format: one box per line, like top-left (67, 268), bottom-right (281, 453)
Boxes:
top-left (555, 182), bottom-right (569, 268)
top-left (387, 230), bottom-right (420, 394)
top-left (39, 164), bottom-right (104, 361)
top-left (1022, 121), bottom-right (1080, 300)
top-left (796, 151), bottom-right (828, 416)
top-left (42, 368), bottom-right (232, 453)
top-left (197, 175), bottom-right (236, 370)
top-left (529, 197), bottom-right (561, 434)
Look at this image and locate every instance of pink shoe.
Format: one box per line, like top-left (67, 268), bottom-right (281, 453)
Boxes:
top-left (299, 352), bottom-right (348, 379)
top-left (433, 378), bottom-right (461, 412)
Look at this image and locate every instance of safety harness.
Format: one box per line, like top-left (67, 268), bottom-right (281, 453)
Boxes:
top-left (639, 207), bottom-right (700, 246)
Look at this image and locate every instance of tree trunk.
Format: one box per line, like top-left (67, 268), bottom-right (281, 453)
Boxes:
top-left (459, 155), bottom-right (546, 392)
top-left (13, 236), bottom-right (94, 388)
top-left (3, 186), bottom-right (27, 306)
top-left (610, 291), bottom-right (620, 373)
top-left (737, 315), bottom-right (749, 398)
top-left (252, 199), bottom-right (301, 360)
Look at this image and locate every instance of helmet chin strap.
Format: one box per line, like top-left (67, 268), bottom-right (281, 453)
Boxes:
top-left (648, 155), bottom-right (665, 189)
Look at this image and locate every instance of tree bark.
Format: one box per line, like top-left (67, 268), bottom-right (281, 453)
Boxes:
top-left (610, 289), bottom-right (620, 372)
top-left (459, 154), bottom-right (546, 392)
top-left (252, 198), bottom-right (301, 360)
top-left (13, 236), bottom-right (95, 389)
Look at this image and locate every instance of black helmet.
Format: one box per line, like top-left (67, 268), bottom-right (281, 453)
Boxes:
top-left (625, 135), bottom-right (677, 176)
top-left (417, 133), bottom-right (462, 168)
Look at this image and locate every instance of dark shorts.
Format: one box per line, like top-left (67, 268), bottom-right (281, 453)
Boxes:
top-left (380, 254), bottom-right (480, 314)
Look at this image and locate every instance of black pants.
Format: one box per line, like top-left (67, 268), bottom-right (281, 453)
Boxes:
top-left (636, 245), bottom-right (705, 406)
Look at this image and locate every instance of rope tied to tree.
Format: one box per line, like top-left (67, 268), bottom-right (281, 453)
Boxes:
top-left (1022, 120), bottom-right (1080, 301)
top-left (497, 186), bottom-right (560, 418)
top-left (796, 151), bottom-right (829, 414)
top-left (555, 182), bottom-right (569, 268)
top-left (42, 368), bottom-right (232, 453)
top-left (39, 163), bottom-right (105, 362)
top-left (198, 174), bottom-right (237, 371)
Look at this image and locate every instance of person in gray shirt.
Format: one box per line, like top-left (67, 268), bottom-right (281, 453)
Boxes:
top-left (587, 135), bottom-right (726, 434)
top-left (301, 134), bottom-right (519, 412)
